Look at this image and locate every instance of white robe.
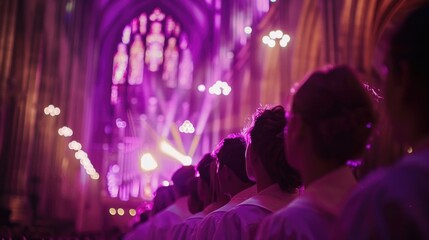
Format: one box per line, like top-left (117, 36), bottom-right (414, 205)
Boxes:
top-left (336, 148), bottom-right (429, 239)
top-left (142, 196), bottom-right (191, 240)
top-left (168, 211), bottom-right (204, 240)
top-left (256, 166), bottom-right (357, 240)
top-left (192, 185), bottom-right (257, 240)
top-left (168, 202), bottom-right (223, 240)
top-left (213, 184), bottom-right (298, 240)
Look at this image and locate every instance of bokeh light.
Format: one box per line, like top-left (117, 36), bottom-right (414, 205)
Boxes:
top-left (117, 208), bottom-right (125, 216)
top-left (109, 208), bottom-right (116, 215)
top-left (197, 84), bottom-right (206, 92)
top-left (162, 180), bottom-right (170, 186)
top-left (140, 153), bottom-right (158, 171)
top-left (244, 26), bottom-right (252, 34)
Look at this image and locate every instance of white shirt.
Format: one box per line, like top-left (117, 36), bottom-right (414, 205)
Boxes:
top-left (256, 166), bottom-right (357, 240)
top-left (336, 148), bottom-right (429, 239)
top-left (144, 196), bottom-right (191, 240)
top-left (213, 184), bottom-right (298, 240)
top-left (192, 185), bottom-right (257, 240)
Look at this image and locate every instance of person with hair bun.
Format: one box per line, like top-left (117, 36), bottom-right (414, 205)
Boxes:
top-left (213, 105), bottom-right (302, 240)
top-left (257, 66), bottom-right (375, 240)
top-left (337, 5), bottom-right (429, 239)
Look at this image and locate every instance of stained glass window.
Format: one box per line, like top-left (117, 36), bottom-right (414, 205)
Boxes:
top-left (111, 7), bottom-right (194, 94)
top-left (108, 8), bottom-right (195, 200)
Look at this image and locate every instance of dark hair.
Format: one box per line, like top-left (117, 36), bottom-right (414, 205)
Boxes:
top-left (152, 186), bottom-right (176, 215)
top-left (139, 211), bottom-right (150, 224)
top-left (292, 66), bottom-right (375, 163)
top-left (246, 106), bottom-right (302, 192)
top-left (214, 134), bottom-right (253, 183)
top-left (187, 177), bottom-right (204, 214)
top-left (389, 4), bottom-right (429, 132)
top-left (197, 153), bottom-right (215, 186)
top-left (172, 165), bottom-right (196, 196)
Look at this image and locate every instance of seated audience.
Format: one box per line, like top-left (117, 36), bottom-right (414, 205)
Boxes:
top-left (257, 66), bottom-right (375, 239)
top-left (336, 4), bottom-right (429, 239)
top-left (213, 105), bottom-right (302, 240)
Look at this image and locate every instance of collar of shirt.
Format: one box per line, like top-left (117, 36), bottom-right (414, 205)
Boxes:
top-left (165, 196), bottom-right (191, 219)
top-left (203, 202), bottom-right (224, 215)
top-left (238, 184), bottom-right (298, 212)
top-left (211, 185), bottom-right (257, 213)
top-left (302, 166), bottom-right (357, 217)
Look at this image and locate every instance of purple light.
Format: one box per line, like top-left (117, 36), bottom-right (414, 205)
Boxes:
top-left (122, 26), bottom-right (131, 44)
top-left (112, 164), bottom-right (120, 173)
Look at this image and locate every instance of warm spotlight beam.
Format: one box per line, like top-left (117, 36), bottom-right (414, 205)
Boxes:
top-left (170, 123), bottom-right (186, 153)
top-left (189, 94), bottom-right (216, 157)
top-left (188, 133), bottom-right (202, 158)
top-left (159, 140), bottom-right (192, 166)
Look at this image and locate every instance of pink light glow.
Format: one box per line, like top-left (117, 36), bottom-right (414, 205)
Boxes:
top-left (162, 37), bottom-right (179, 88)
top-left (111, 85), bottom-right (118, 104)
top-left (256, 0), bottom-right (269, 12)
top-left (149, 8), bottom-right (165, 22)
top-left (112, 43), bottom-right (128, 84)
top-left (145, 22), bottom-right (165, 72)
top-left (139, 14), bottom-right (147, 34)
top-left (128, 35), bottom-right (144, 85)
top-left (122, 26), bottom-right (131, 44)
top-left (178, 48), bottom-right (193, 89)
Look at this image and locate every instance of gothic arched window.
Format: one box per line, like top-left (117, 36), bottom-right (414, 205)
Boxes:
top-left (111, 8), bottom-right (193, 104)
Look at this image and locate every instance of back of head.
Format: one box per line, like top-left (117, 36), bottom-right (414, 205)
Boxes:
top-left (172, 165), bottom-right (196, 197)
top-left (247, 105), bottom-right (302, 192)
top-left (292, 66), bottom-right (375, 163)
top-left (152, 185), bottom-right (176, 215)
top-left (214, 133), bottom-right (253, 183)
top-left (388, 4), bottom-right (429, 135)
top-left (187, 177), bottom-right (204, 214)
top-left (197, 153), bottom-right (215, 186)
top-left (139, 211), bottom-right (150, 224)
